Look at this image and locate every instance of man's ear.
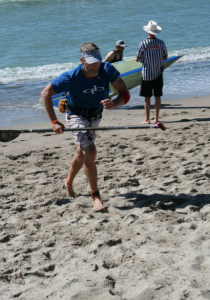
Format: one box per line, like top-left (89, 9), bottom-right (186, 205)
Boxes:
top-left (80, 57), bottom-right (84, 63)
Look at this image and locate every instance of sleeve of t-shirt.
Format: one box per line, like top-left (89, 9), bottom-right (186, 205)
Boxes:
top-left (162, 42), bottom-right (168, 57)
top-left (51, 71), bottom-right (72, 94)
top-left (136, 42), bottom-right (144, 60)
top-left (105, 62), bottom-right (120, 83)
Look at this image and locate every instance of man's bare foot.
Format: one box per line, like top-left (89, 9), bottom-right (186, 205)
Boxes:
top-left (154, 120), bottom-right (159, 124)
top-left (64, 178), bottom-right (75, 198)
top-left (141, 120), bottom-right (150, 124)
top-left (93, 196), bottom-right (105, 212)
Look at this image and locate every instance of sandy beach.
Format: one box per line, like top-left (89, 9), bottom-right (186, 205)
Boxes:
top-left (1, 95), bottom-right (210, 300)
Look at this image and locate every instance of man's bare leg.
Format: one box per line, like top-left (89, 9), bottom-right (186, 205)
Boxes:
top-left (83, 143), bottom-right (105, 211)
top-left (154, 96), bottom-right (161, 123)
top-left (142, 97), bottom-right (151, 124)
top-left (64, 146), bottom-right (84, 197)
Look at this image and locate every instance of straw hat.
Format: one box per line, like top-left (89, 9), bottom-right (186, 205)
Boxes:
top-left (143, 20), bottom-right (162, 35)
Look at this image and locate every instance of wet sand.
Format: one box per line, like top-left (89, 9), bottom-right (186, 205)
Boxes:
top-left (0, 95), bottom-right (210, 300)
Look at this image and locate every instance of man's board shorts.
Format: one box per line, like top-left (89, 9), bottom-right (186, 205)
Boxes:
top-left (65, 114), bottom-right (102, 149)
top-left (140, 74), bottom-right (163, 97)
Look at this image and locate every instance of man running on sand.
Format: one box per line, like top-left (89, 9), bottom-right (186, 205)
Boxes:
top-left (136, 20), bottom-right (168, 124)
top-left (41, 42), bottom-right (130, 212)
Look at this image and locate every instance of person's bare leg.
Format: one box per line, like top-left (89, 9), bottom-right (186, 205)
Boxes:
top-left (142, 97), bottom-right (151, 124)
top-left (83, 143), bottom-right (105, 211)
top-left (64, 146), bottom-right (84, 197)
top-left (154, 96), bottom-right (161, 123)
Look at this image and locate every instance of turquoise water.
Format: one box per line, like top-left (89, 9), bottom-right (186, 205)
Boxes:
top-left (0, 0), bottom-right (210, 127)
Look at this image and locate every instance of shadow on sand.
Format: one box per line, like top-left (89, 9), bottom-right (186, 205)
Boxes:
top-left (115, 192), bottom-right (210, 212)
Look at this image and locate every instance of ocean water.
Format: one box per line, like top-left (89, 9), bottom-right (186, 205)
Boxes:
top-left (0, 0), bottom-right (210, 128)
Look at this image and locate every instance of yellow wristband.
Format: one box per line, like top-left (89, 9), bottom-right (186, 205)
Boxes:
top-left (51, 119), bottom-right (58, 125)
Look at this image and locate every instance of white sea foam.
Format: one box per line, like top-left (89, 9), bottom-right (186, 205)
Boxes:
top-left (169, 46), bottom-right (210, 63)
top-left (0, 62), bottom-right (79, 84)
top-left (0, 46), bottom-right (209, 84)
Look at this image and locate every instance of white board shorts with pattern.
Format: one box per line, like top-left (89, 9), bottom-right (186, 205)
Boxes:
top-left (65, 114), bottom-right (102, 149)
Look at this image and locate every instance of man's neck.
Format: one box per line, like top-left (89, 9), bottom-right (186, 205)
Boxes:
top-left (148, 34), bottom-right (156, 39)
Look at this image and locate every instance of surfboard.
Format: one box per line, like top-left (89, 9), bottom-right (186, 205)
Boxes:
top-left (39, 55), bottom-right (182, 107)
top-left (109, 55), bottom-right (182, 97)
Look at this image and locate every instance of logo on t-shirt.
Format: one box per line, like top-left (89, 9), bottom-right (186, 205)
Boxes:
top-left (83, 85), bottom-right (105, 94)
top-left (149, 45), bottom-right (161, 50)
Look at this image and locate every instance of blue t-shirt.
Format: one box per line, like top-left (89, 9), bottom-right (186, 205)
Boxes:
top-left (51, 62), bottom-right (120, 112)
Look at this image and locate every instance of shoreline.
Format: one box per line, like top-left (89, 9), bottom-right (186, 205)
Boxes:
top-left (2, 95), bottom-right (210, 131)
top-left (1, 95), bottom-right (210, 299)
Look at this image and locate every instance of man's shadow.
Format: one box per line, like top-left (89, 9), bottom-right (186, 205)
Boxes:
top-left (122, 103), bottom-right (210, 111)
top-left (53, 192), bottom-right (210, 216)
top-left (115, 192), bottom-right (210, 212)
top-left (118, 103), bottom-right (210, 123)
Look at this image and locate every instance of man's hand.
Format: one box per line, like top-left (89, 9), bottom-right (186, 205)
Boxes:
top-left (101, 99), bottom-right (115, 110)
top-left (52, 121), bottom-right (65, 134)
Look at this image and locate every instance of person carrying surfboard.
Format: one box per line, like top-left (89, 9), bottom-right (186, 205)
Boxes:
top-left (104, 40), bottom-right (127, 63)
top-left (136, 20), bottom-right (168, 124)
top-left (41, 42), bottom-right (130, 212)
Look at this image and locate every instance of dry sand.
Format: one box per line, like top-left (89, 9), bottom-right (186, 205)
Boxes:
top-left (0, 96), bottom-right (210, 300)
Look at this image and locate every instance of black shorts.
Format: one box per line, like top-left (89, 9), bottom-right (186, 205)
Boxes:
top-left (140, 74), bottom-right (163, 97)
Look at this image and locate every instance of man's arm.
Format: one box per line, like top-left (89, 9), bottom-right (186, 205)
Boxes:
top-left (136, 42), bottom-right (143, 63)
top-left (163, 43), bottom-right (168, 61)
top-left (103, 51), bottom-right (115, 63)
top-left (101, 77), bottom-right (130, 109)
top-left (41, 83), bottom-right (64, 134)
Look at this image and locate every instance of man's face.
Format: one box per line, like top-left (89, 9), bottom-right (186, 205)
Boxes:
top-left (117, 46), bottom-right (125, 53)
top-left (81, 59), bottom-right (100, 77)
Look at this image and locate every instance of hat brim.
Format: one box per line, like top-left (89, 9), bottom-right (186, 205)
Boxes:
top-left (117, 44), bottom-right (127, 47)
top-left (81, 49), bottom-right (102, 64)
top-left (85, 56), bottom-right (102, 64)
top-left (142, 25), bottom-right (162, 35)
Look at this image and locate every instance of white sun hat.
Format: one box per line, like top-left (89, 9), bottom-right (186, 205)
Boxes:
top-left (143, 20), bottom-right (162, 35)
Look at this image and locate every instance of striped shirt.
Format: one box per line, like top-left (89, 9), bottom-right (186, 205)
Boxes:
top-left (136, 38), bottom-right (168, 81)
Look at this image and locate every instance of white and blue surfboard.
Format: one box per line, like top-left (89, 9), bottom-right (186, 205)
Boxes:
top-left (39, 55), bottom-right (182, 107)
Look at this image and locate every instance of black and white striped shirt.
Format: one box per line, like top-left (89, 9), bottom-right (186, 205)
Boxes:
top-left (136, 38), bottom-right (168, 81)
